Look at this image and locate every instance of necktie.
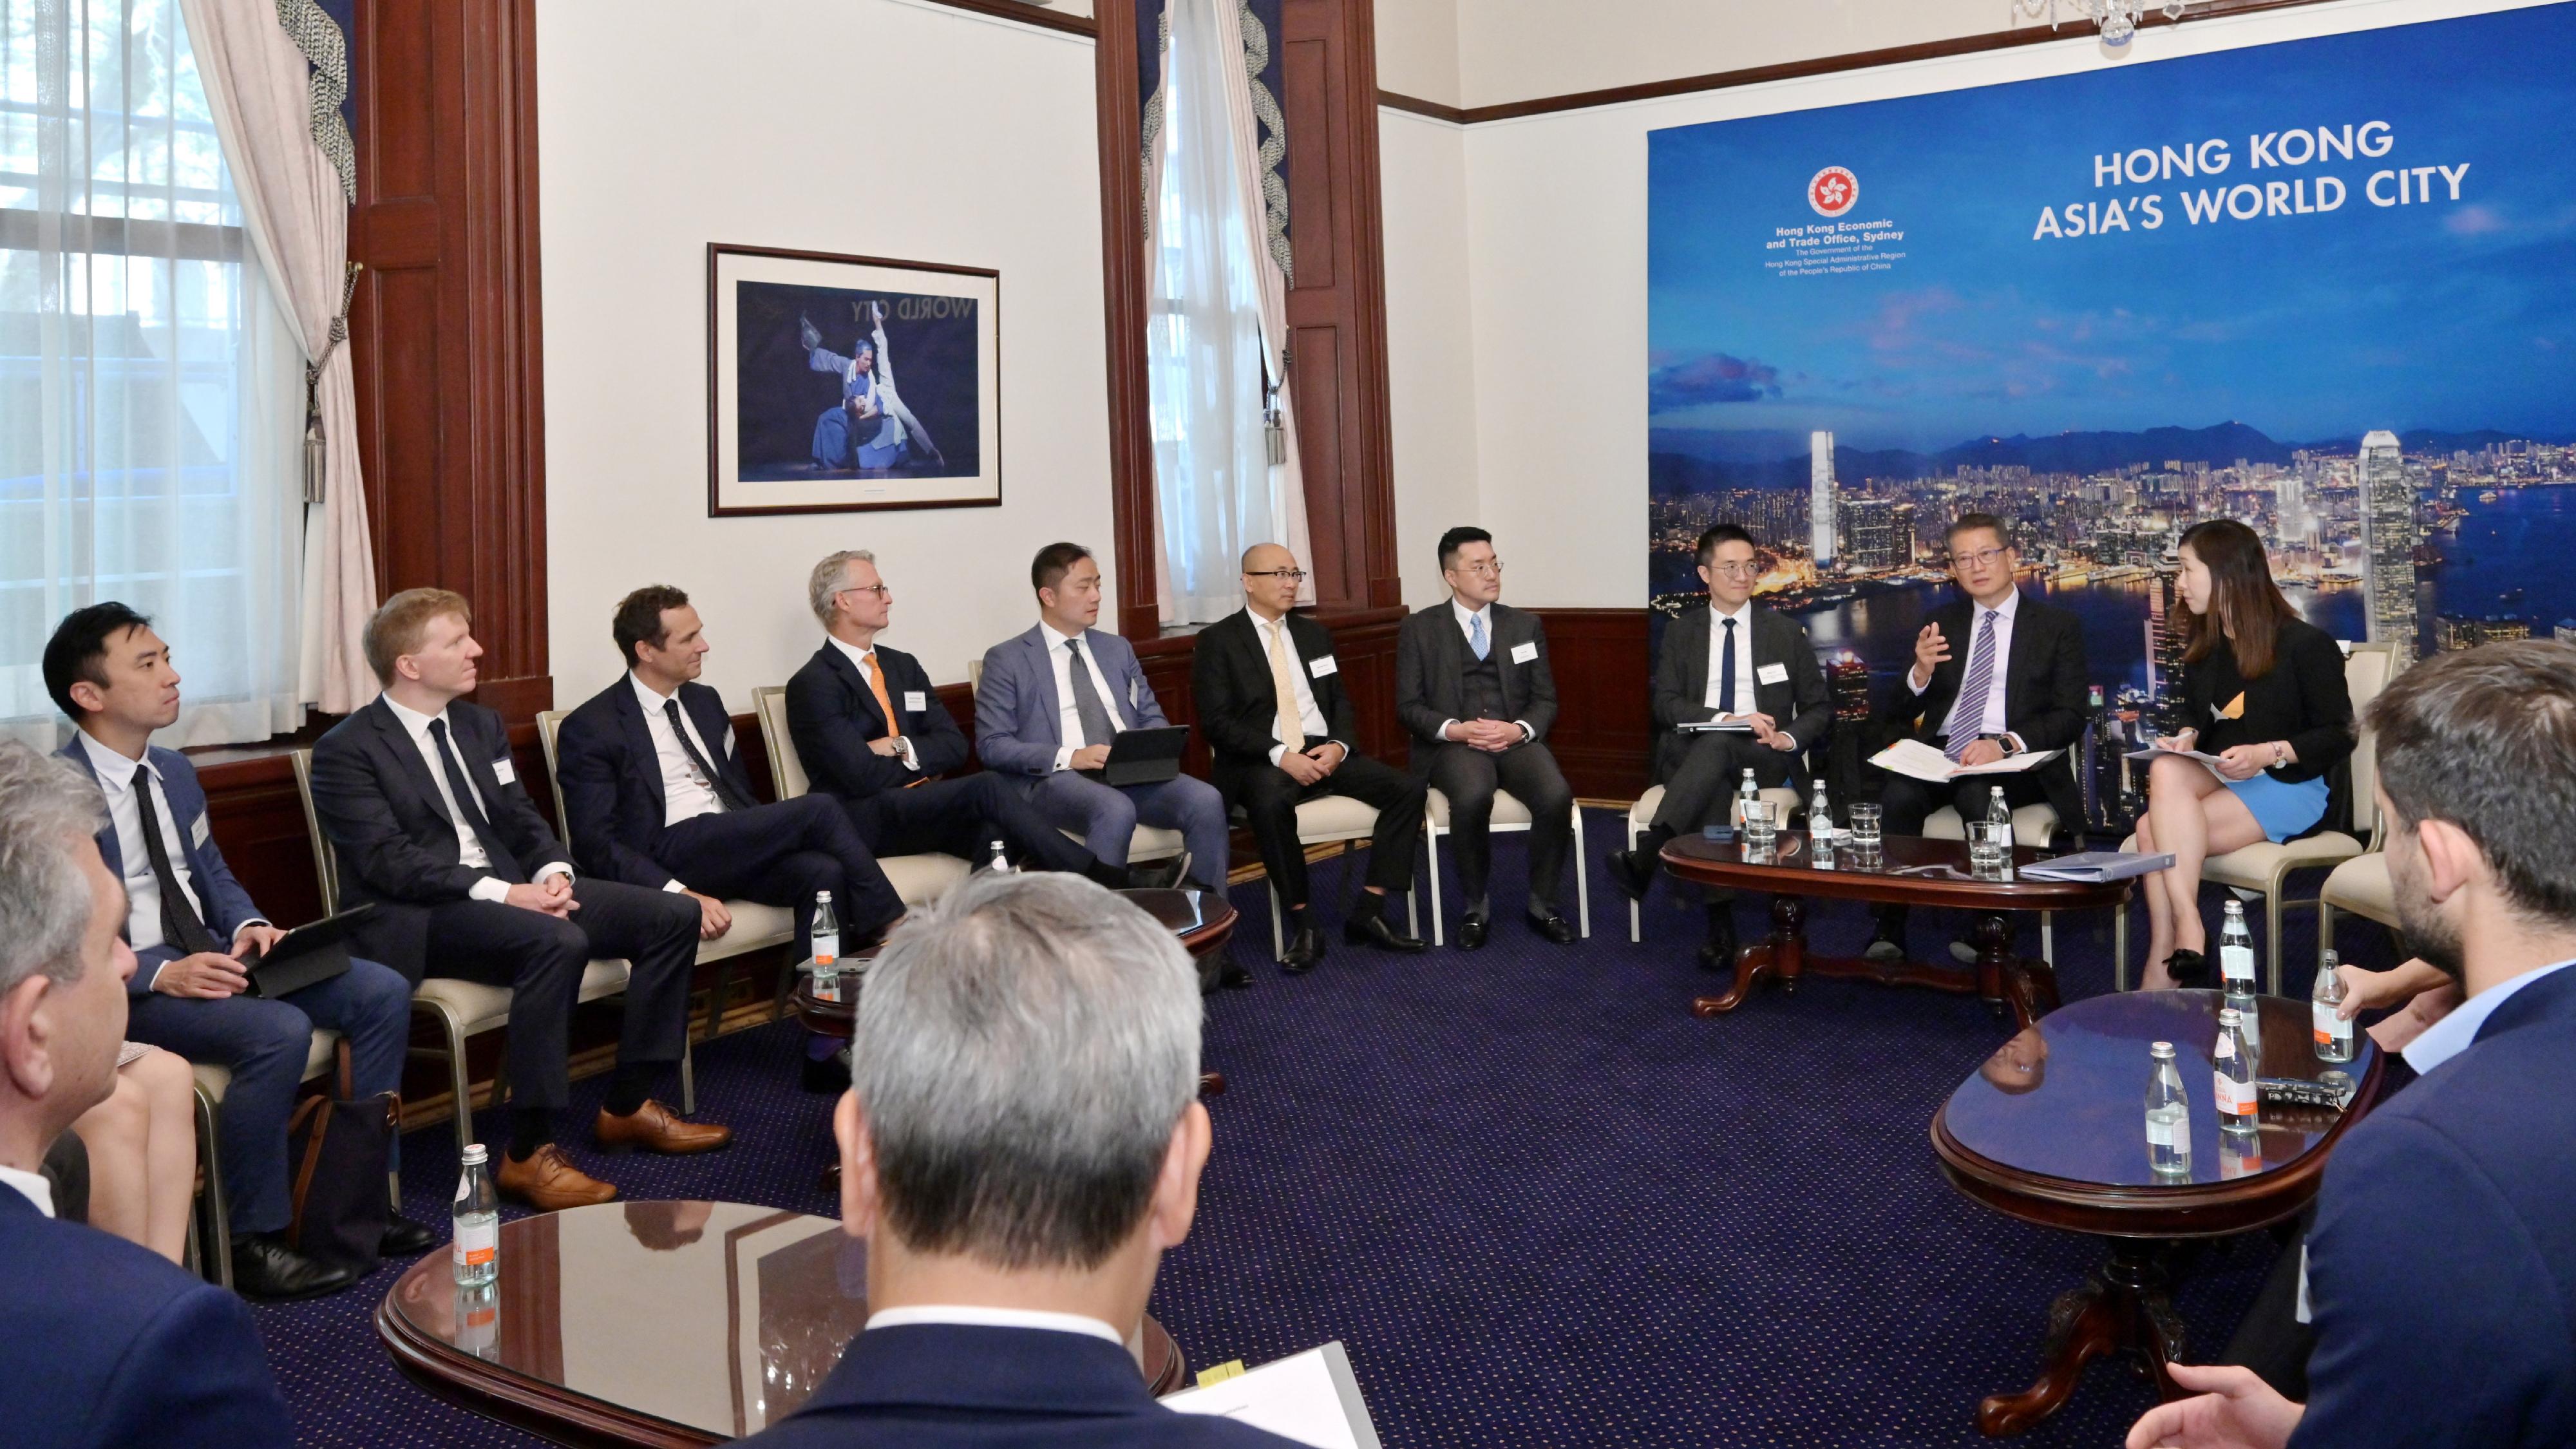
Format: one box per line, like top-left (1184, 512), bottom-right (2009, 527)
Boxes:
top-left (1266, 620), bottom-right (1307, 754)
top-left (127, 768), bottom-right (223, 956)
top-left (663, 697), bottom-right (753, 812)
top-left (1469, 611), bottom-right (1488, 661)
top-left (428, 717), bottom-right (525, 883)
top-left (859, 651), bottom-right (906, 747)
top-left (1947, 612), bottom-right (2002, 761)
top-left (1065, 639), bottom-right (1118, 753)
top-left (1718, 616), bottom-right (1738, 716)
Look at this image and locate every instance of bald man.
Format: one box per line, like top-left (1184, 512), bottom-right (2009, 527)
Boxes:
top-left (1189, 545), bottom-right (1426, 972)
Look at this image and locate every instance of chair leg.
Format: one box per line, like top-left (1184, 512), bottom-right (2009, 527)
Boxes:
top-left (2266, 876), bottom-right (2288, 998)
top-left (1427, 824), bottom-right (1446, 947)
top-left (2114, 895), bottom-right (2132, 994)
top-left (190, 1084), bottom-right (232, 1289)
top-left (1626, 813), bottom-right (1644, 944)
top-left (1269, 880), bottom-right (1287, 962)
top-left (439, 1009), bottom-right (475, 1160)
top-left (1573, 803), bottom-right (1592, 939)
top-left (679, 1036), bottom-right (696, 1117)
top-left (2041, 911), bottom-right (2055, 969)
top-left (2318, 902), bottom-right (2338, 973)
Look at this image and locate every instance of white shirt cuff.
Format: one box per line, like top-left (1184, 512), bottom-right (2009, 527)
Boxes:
top-left (1779, 733), bottom-right (1799, 753)
top-left (897, 739), bottom-right (920, 772)
top-left (141, 959), bottom-right (167, 992)
top-left (1052, 746), bottom-right (1075, 772)
top-left (1514, 721), bottom-right (1535, 743)
top-left (2003, 732), bottom-right (2025, 754)
top-left (663, 878), bottom-right (689, 893)
top-left (1267, 743), bottom-right (1290, 767)
top-left (536, 863), bottom-right (574, 887)
top-left (468, 876), bottom-right (511, 904)
top-left (1909, 671), bottom-right (1930, 695)
top-left (1439, 719), bottom-right (1460, 741)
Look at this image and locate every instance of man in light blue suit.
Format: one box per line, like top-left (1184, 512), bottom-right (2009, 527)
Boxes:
top-left (975, 544), bottom-right (1229, 904)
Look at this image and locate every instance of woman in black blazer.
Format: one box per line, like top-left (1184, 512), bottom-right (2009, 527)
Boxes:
top-left (2134, 519), bottom-right (2358, 989)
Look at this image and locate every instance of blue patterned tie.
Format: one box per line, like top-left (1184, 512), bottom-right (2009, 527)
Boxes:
top-left (1469, 612), bottom-right (1488, 661)
top-left (1947, 612), bottom-right (2000, 761)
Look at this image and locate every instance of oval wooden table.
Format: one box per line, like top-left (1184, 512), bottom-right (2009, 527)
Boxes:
top-left (379, 1201), bottom-right (1186, 1447)
top-left (1660, 832), bottom-right (2129, 1030)
top-left (1931, 989), bottom-right (2383, 1436)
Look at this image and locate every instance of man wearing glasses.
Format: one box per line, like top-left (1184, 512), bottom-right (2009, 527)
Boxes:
top-left (1866, 513), bottom-right (2088, 962)
top-left (1394, 527), bottom-right (1577, 949)
top-left (1192, 544), bottom-right (1428, 972)
top-left (1609, 524), bottom-right (1832, 970)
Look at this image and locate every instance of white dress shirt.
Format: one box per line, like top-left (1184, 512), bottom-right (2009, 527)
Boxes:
top-left (1042, 622), bottom-right (1128, 771)
top-left (77, 732), bottom-right (264, 990)
top-left (0, 1164), bottom-right (53, 1217)
top-left (630, 673), bottom-right (726, 828)
top-left (1252, 611), bottom-right (1331, 766)
top-left (1918, 590), bottom-right (2025, 752)
top-left (1702, 601), bottom-right (1798, 749)
top-left (826, 634), bottom-right (920, 772)
top-left (382, 696), bottom-right (570, 903)
top-left (864, 1303), bottom-right (1125, 1346)
top-left (2402, 958), bottom-right (2575, 1074)
top-left (1439, 600), bottom-right (1535, 745)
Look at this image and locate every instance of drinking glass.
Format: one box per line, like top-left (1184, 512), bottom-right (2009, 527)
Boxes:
top-left (1847, 802), bottom-right (1884, 857)
top-left (1967, 819), bottom-right (2011, 878)
top-left (1741, 799), bottom-right (1777, 853)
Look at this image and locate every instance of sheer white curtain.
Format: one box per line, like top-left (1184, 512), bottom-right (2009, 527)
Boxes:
top-left (1146, 0), bottom-right (1311, 625)
top-left (1, 0), bottom-right (305, 747)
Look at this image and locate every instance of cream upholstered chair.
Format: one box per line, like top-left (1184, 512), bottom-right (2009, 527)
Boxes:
top-left (1235, 793), bottom-right (1420, 961)
top-left (1424, 790), bottom-right (1588, 945)
top-left (2114, 642), bottom-right (2396, 994)
top-left (962, 658), bottom-right (1188, 867)
top-left (187, 1032), bottom-right (340, 1287)
top-left (2317, 844), bottom-right (2398, 971)
top-left (1622, 782), bottom-right (1801, 943)
top-left (748, 687), bottom-right (971, 911)
top-left (1924, 800), bottom-right (2067, 966)
top-left (290, 749), bottom-right (644, 1159)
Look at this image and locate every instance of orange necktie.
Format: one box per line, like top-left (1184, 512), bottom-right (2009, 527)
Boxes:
top-left (860, 650), bottom-right (928, 786)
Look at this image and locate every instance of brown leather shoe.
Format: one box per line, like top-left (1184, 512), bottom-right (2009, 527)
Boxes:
top-left (494, 1144), bottom-right (617, 1210)
top-left (594, 1099), bottom-right (734, 1155)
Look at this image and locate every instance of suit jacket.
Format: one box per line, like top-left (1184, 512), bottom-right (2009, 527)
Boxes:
top-left (786, 641), bottom-right (969, 804)
top-left (2290, 963), bottom-right (2576, 1449)
top-left (1873, 592), bottom-right (2088, 825)
top-left (55, 740), bottom-right (265, 996)
top-left (974, 625), bottom-right (1170, 779)
top-left (735, 1323), bottom-right (1305, 1449)
top-left (308, 696), bottom-right (575, 981)
top-left (1650, 603), bottom-right (1832, 784)
top-left (2181, 616), bottom-right (2356, 782)
top-left (1394, 601), bottom-right (1558, 758)
top-left (0, 1186), bottom-right (296, 1448)
top-left (555, 677), bottom-right (755, 889)
top-left (1189, 611), bottom-right (1361, 782)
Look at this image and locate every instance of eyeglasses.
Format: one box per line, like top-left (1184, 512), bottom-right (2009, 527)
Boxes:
top-left (1705, 561), bottom-right (1761, 579)
top-left (1948, 547), bottom-right (2011, 569)
top-left (1450, 560), bottom-right (1505, 578)
top-left (837, 583), bottom-right (892, 599)
top-left (1245, 569), bottom-right (1309, 583)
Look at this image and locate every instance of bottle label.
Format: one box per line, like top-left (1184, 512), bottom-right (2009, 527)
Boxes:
top-left (2145, 1115), bottom-right (2179, 1148)
top-left (2212, 1072), bottom-right (2255, 1117)
top-left (453, 1219), bottom-right (497, 1269)
top-left (812, 935), bottom-right (838, 967)
top-left (2221, 945), bottom-right (2256, 986)
top-left (2313, 1001), bottom-right (2351, 1047)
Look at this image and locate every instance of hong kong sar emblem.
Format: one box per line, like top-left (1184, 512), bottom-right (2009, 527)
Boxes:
top-left (1808, 166), bottom-right (1859, 218)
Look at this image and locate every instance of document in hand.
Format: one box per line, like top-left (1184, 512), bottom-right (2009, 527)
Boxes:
top-left (1162, 1341), bottom-right (1381, 1448)
top-left (2123, 746), bottom-right (2231, 778)
top-left (2017, 851), bottom-right (2175, 883)
top-left (1676, 717), bottom-right (1754, 734)
top-left (1869, 738), bottom-right (2065, 784)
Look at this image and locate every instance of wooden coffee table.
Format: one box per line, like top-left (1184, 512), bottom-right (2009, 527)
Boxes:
top-left (1660, 831), bottom-right (2128, 1030)
top-left (377, 1201), bottom-right (1185, 1446)
top-left (1931, 989), bottom-right (2383, 1436)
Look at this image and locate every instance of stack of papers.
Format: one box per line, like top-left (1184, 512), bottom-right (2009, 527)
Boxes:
top-left (1164, 1341), bottom-right (1380, 1448)
top-left (2124, 746), bottom-right (2231, 777)
top-left (1870, 738), bottom-right (2064, 784)
top-left (2018, 851), bottom-right (2175, 883)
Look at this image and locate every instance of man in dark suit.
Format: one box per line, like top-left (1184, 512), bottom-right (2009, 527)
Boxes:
top-left (786, 551), bottom-right (1158, 889)
top-left (1607, 524), bottom-right (1831, 968)
top-left (310, 589), bottom-right (730, 1213)
top-left (1868, 513), bottom-right (2088, 960)
top-left (0, 741), bottom-right (295, 1448)
top-left (43, 603), bottom-right (431, 1298)
top-left (2124, 639), bottom-right (2576, 1449)
top-left (734, 872), bottom-right (1304, 1449)
top-left (1191, 544), bottom-right (1427, 972)
top-left (556, 585), bottom-right (905, 961)
top-left (1395, 527), bottom-right (1576, 949)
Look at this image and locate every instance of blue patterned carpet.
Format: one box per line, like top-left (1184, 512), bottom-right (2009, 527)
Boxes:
top-left (251, 816), bottom-right (2399, 1446)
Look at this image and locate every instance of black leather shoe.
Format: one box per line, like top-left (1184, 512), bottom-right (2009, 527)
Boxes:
top-left (2164, 948), bottom-right (2210, 984)
top-left (1457, 914), bottom-right (1490, 951)
top-left (1606, 848), bottom-right (1657, 904)
top-left (801, 1045), bottom-right (853, 1094)
top-left (1695, 920), bottom-right (1740, 972)
top-left (1215, 954), bottom-right (1253, 989)
top-left (1129, 854), bottom-right (1192, 891)
top-left (1281, 922), bottom-right (1327, 975)
top-left (1864, 922), bottom-right (1908, 963)
top-left (1345, 913), bottom-right (1429, 953)
top-left (1526, 911), bottom-right (1577, 945)
top-left (380, 1215), bottom-right (438, 1258)
top-left (231, 1233), bottom-right (359, 1302)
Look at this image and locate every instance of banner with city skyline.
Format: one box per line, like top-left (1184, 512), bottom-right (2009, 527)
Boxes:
top-left (1647, 1), bottom-right (2576, 819)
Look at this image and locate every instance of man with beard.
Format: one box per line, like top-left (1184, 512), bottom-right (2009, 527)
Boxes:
top-left (2126, 639), bottom-right (2576, 1449)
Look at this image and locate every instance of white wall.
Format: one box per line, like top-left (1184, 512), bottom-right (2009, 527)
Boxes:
top-left (1434, 0), bottom-right (2537, 609)
top-left (538, 0), bottom-right (1110, 708)
top-left (1377, 108), bottom-right (1483, 607)
top-left (1374, 0), bottom-right (1461, 108)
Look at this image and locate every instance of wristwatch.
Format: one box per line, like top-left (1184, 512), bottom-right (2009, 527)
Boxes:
top-left (2271, 741), bottom-right (2290, 767)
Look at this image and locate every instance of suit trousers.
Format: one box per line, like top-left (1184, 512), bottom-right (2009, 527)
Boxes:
top-left (125, 958), bottom-right (412, 1234)
top-left (1423, 741), bottom-right (1574, 913)
top-left (1224, 753), bottom-right (1425, 910)
top-left (1875, 766), bottom-right (2054, 840)
top-left (421, 879), bottom-right (699, 1113)
top-left (658, 795), bottom-right (905, 951)
top-left (842, 773), bottom-right (1100, 875)
top-left (1024, 770), bottom-right (1231, 893)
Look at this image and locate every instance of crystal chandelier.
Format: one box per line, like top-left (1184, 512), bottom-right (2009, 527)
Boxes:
top-left (2017, 0), bottom-right (2188, 48)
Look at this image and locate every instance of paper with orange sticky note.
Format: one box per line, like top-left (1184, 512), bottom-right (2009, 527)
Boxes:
top-left (1163, 1341), bottom-right (1380, 1448)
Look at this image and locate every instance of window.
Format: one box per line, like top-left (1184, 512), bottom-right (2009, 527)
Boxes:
top-left (2, 0), bottom-right (306, 746)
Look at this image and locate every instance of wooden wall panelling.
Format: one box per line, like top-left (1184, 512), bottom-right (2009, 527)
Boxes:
top-left (1093, 0), bottom-right (1164, 641)
top-left (1530, 608), bottom-right (1653, 801)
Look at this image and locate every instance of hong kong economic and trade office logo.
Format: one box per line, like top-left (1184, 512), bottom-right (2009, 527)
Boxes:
top-left (1808, 166), bottom-right (1859, 218)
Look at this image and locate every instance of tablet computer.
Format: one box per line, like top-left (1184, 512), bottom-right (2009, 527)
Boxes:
top-left (242, 904), bottom-right (377, 999)
top-left (1100, 726), bottom-right (1191, 786)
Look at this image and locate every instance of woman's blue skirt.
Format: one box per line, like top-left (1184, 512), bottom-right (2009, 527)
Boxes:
top-left (2224, 772), bottom-right (2331, 843)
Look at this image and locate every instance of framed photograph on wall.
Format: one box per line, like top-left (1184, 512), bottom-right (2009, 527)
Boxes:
top-left (707, 243), bottom-right (1000, 516)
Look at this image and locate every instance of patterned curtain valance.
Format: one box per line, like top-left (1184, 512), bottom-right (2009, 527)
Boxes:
top-left (1140, 0), bottom-right (1289, 277)
top-left (272, 0), bottom-right (355, 202)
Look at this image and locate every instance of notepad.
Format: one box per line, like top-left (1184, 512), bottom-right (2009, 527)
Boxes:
top-left (1162, 1341), bottom-right (1381, 1448)
top-left (1870, 738), bottom-right (2063, 784)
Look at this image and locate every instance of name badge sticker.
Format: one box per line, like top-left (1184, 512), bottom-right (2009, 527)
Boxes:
top-left (1309, 656), bottom-right (1338, 679)
top-left (1510, 641), bottom-right (1539, 665)
top-left (492, 757), bottom-right (518, 784)
top-left (1757, 663), bottom-right (1789, 685)
top-left (903, 690), bottom-right (927, 712)
top-left (191, 813), bottom-right (212, 849)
